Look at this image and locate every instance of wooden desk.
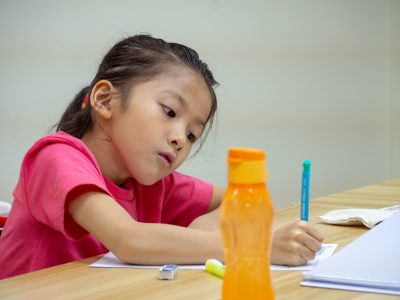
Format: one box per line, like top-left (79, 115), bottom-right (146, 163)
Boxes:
top-left (1, 179), bottom-right (400, 300)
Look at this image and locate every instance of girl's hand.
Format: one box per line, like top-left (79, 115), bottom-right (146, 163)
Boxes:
top-left (271, 220), bottom-right (324, 266)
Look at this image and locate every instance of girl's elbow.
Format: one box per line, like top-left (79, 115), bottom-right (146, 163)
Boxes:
top-left (107, 225), bottom-right (143, 264)
top-left (111, 238), bottom-right (138, 264)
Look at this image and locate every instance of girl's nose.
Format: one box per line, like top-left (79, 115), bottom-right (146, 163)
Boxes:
top-left (168, 131), bottom-right (185, 151)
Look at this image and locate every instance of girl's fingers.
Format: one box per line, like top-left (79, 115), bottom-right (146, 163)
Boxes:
top-left (299, 245), bottom-right (316, 262)
top-left (303, 224), bottom-right (324, 242)
top-left (295, 221), bottom-right (323, 254)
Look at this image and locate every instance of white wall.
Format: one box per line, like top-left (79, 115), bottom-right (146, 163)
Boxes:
top-left (0, 0), bottom-right (399, 208)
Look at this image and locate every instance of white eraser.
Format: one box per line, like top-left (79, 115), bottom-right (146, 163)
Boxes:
top-left (158, 264), bottom-right (178, 280)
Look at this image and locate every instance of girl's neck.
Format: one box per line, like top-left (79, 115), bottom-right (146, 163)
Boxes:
top-left (81, 129), bottom-right (128, 186)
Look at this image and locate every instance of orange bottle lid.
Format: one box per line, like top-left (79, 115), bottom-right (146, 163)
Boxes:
top-left (227, 147), bottom-right (268, 184)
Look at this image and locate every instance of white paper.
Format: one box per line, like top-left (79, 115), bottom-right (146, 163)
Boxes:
top-left (318, 205), bottom-right (400, 228)
top-left (91, 252), bottom-right (205, 269)
top-left (302, 212), bottom-right (400, 296)
top-left (91, 244), bottom-right (337, 271)
top-left (300, 280), bottom-right (400, 296)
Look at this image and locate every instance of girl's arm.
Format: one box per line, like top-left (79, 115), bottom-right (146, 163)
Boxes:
top-left (187, 185), bottom-right (224, 231)
top-left (68, 187), bottom-right (323, 266)
top-left (67, 189), bottom-right (223, 265)
top-left (205, 186), bottom-right (225, 212)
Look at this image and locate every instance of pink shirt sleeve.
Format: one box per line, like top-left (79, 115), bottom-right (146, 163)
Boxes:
top-left (23, 142), bottom-right (110, 240)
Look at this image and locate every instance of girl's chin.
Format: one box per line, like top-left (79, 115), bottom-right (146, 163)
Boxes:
top-left (135, 173), bottom-right (169, 186)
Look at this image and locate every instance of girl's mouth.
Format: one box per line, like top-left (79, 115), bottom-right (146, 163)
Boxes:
top-left (158, 152), bottom-right (175, 167)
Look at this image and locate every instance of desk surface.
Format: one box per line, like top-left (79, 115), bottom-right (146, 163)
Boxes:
top-left (1, 179), bottom-right (400, 300)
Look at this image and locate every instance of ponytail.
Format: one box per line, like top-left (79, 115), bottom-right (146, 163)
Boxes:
top-left (55, 86), bottom-right (92, 138)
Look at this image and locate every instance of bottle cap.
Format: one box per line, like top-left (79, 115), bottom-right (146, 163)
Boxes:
top-left (227, 148), bottom-right (267, 184)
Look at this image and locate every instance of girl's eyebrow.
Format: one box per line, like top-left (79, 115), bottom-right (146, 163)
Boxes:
top-left (161, 89), bottom-right (207, 127)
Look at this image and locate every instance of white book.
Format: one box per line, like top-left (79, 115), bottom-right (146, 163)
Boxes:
top-left (301, 212), bottom-right (400, 295)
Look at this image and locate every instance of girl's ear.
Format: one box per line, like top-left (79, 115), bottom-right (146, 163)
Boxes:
top-left (90, 80), bottom-right (116, 120)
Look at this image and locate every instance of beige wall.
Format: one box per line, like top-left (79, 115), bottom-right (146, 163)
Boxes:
top-left (0, 0), bottom-right (399, 208)
top-left (388, 0), bottom-right (400, 178)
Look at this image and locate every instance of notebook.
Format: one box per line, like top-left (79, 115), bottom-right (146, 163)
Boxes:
top-left (301, 212), bottom-right (400, 295)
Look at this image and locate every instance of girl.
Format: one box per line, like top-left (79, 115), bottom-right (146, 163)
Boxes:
top-left (0, 34), bottom-right (323, 279)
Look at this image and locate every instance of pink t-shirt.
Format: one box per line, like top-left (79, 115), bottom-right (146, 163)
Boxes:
top-left (0, 132), bottom-right (213, 279)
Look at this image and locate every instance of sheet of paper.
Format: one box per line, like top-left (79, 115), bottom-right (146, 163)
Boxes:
top-left (318, 205), bottom-right (400, 228)
top-left (91, 243), bottom-right (337, 271)
top-left (91, 252), bottom-right (205, 269)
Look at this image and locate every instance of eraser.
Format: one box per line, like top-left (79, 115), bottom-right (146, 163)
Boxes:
top-left (158, 264), bottom-right (178, 280)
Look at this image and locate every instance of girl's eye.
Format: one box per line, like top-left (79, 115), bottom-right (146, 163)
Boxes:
top-left (187, 132), bottom-right (197, 143)
top-left (162, 106), bottom-right (176, 118)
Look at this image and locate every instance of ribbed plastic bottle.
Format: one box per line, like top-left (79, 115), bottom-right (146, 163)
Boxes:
top-left (220, 148), bottom-right (274, 300)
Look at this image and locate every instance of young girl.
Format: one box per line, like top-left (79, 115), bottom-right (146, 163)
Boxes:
top-left (0, 34), bottom-right (323, 279)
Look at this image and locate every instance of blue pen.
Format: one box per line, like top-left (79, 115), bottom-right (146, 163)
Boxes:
top-left (301, 160), bottom-right (311, 221)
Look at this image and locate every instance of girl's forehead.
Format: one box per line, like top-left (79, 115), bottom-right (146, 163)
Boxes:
top-left (134, 68), bottom-right (210, 97)
top-left (153, 66), bottom-right (202, 84)
top-left (121, 66), bottom-right (212, 114)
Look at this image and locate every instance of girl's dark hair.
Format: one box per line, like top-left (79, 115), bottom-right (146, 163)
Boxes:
top-left (56, 34), bottom-right (218, 151)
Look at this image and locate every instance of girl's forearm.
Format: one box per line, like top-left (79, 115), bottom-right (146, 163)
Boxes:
top-left (115, 222), bottom-right (223, 265)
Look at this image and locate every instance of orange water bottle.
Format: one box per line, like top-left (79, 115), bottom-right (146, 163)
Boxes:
top-left (220, 148), bottom-right (274, 300)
